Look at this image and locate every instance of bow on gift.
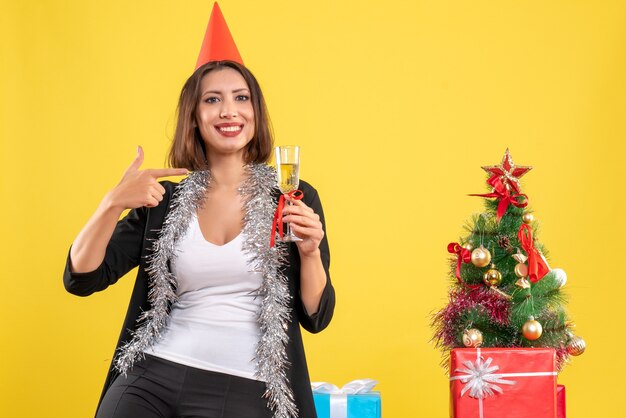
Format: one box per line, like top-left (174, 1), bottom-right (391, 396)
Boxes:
top-left (311, 379), bottom-right (378, 418)
top-left (448, 243), bottom-right (481, 290)
top-left (518, 224), bottom-right (550, 283)
top-left (470, 177), bottom-right (528, 222)
top-left (270, 190), bottom-right (303, 247)
top-left (452, 356), bottom-right (515, 399)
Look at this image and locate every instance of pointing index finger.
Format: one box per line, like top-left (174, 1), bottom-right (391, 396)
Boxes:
top-left (145, 168), bottom-right (189, 178)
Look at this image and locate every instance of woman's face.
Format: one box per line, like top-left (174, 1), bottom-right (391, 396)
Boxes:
top-left (195, 67), bottom-right (255, 162)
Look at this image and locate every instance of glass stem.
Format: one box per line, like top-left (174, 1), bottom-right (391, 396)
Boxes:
top-left (285, 200), bottom-right (293, 238)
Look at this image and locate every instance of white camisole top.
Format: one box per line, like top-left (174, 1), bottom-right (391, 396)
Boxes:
top-left (146, 212), bottom-right (264, 381)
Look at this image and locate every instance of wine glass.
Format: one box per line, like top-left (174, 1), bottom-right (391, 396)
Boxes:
top-left (275, 145), bottom-right (302, 242)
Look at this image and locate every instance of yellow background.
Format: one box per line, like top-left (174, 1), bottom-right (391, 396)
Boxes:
top-left (2, 0), bottom-right (625, 416)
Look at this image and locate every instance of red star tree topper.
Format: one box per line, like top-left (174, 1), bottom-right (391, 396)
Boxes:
top-left (481, 148), bottom-right (532, 194)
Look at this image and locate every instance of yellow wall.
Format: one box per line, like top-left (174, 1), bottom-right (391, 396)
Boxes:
top-left (2, 1), bottom-right (624, 416)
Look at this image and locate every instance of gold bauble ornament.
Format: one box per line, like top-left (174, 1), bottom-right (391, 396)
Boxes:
top-left (471, 246), bottom-right (492, 268)
top-left (566, 335), bottom-right (586, 356)
top-left (514, 263), bottom-right (529, 278)
top-left (515, 278), bottom-right (531, 289)
top-left (522, 213), bottom-right (534, 224)
top-left (522, 317), bottom-right (543, 340)
top-left (462, 328), bottom-right (483, 348)
top-left (483, 267), bottom-right (503, 287)
top-left (463, 242), bottom-right (474, 252)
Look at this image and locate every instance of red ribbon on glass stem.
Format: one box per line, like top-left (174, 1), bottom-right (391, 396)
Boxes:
top-left (270, 190), bottom-right (303, 247)
top-left (470, 177), bottom-right (528, 222)
top-left (518, 224), bottom-right (550, 283)
top-left (447, 242), bottom-right (481, 290)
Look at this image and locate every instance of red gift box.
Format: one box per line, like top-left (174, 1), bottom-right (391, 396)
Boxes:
top-left (557, 385), bottom-right (566, 418)
top-left (450, 348), bottom-right (557, 418)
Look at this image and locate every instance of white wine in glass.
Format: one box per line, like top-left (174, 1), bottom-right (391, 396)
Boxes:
top-left (278, 163), bottom-right (299, 193)
top-left (275, 145), bottom-right (301, 242)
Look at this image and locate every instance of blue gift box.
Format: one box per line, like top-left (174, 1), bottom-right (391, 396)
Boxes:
top-left (313, 391), bottom-right (381, 418)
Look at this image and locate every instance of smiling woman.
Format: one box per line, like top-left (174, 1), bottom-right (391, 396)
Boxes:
top-left (197, 68), bottom-right (256, 158)
top-left (62, 5), bottom-right (335, 418)
top-left (169, 61), bottom-right (273, 171)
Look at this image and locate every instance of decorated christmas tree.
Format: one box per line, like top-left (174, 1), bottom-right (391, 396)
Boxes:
top-left (432, 149), bottom-right (585, 370)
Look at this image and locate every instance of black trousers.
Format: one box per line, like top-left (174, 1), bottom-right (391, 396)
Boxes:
top-left (96, 354), bottom-right (273, 418)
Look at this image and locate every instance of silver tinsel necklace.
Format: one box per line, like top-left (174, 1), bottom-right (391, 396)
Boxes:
top-left (113, 164), bottom-right (298, 418)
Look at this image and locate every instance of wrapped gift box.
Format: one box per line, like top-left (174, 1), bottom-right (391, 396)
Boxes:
top-left (450, 348), bottom-right (557, 418)
top-left (312, 379), bottom-right (381, 418)
top-left (557, 385), bottom-right (566, 418)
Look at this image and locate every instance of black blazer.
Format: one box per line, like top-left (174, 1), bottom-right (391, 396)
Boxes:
top-left (63, 179), bottom-right (335, 417)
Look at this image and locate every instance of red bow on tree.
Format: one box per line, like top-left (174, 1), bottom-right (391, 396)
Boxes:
top-left (447, 243), bottom-right (481, 290)
top-left (470, 177), bottom-right (528, 222)
top-left (518, 224), bottom-right (550, 283)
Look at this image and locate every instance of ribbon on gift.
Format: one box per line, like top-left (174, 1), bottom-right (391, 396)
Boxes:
top-left (518, 224), bottom-right (550, 283)
top-left (469, 177), bottom-right (528, 222)
top-left (311, 379), bottom-right (378, 418)
top-left (447, 243), bottom-right (481, 290)
top-left (270, 189), bottom-right (303, 247)
top-left (452, 354), bottom-right (515, 399)
top-left (450, 348), bottom-right (557, 418)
